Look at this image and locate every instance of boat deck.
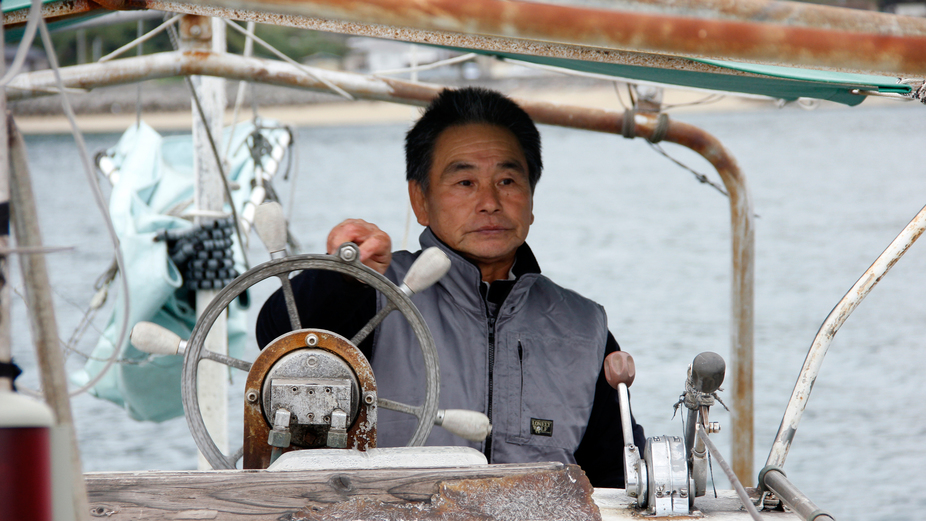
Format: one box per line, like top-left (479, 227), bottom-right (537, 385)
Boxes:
top-left (85, 462), bottom-right (799, 520)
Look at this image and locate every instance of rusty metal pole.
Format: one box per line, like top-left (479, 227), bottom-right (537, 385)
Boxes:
top-left (3, 56), bottom-right (756, 480)
top-left (661, 118), bottom-right (754, 486)
top-left (141, 0), bottom-right (926, 76)
top-left (180, 14), bottom-right (229, 470)
top-left (517, 103), bottom-right (754, 483)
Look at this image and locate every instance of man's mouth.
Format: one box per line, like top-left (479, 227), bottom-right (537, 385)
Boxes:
top-left (472, 225), bottom-right (510, 234)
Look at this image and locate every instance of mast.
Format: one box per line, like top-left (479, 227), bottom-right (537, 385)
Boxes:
top-left (180, 14), bottom-right (230, 470)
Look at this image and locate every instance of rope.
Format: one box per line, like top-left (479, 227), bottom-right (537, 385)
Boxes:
top-left (37, 18), bottom-right (131, 398)
top-left (0, 0), bottom-right (43, 87)
top-left (649, 113), bottom-right (669, 143)
top-left (621, 109), bottom-right (635, 139)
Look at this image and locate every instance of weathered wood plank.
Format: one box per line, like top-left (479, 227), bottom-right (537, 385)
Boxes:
top-left (85, 462), bottom-right (575, 520)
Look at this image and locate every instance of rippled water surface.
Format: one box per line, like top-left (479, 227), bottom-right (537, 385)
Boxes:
top-left (11, 102), bottom-right (926, 521)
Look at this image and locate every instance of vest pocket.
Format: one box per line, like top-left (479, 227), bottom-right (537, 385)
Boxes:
top-left (503, 332), bottom-right (597, 450)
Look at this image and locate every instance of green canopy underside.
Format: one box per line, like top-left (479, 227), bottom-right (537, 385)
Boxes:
top-left (462, 49), bottom-right (909, 106)
top-left (5, 0), bottom-right (910, 105)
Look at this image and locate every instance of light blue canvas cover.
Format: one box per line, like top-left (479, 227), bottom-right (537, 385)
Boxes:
top-left (71, 120), bottom-right (288, 422)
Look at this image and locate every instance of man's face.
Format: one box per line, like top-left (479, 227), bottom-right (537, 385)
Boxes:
top-left (409, 123), bottom-right (534, 279)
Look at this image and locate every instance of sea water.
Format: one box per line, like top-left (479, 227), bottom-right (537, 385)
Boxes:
top-left (10, 102), bottom-right (926, 521)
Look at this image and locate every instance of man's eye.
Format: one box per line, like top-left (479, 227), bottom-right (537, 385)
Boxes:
top-left (458, 180), bottom-right (473, 187)
top-left (499, 178), bottom-right (514, 186)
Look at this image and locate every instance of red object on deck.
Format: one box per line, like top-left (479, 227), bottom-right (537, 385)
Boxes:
top-left (0, 427), bottom-right (53, 521)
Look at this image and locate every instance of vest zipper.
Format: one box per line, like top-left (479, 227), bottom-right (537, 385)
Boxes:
top-left (485, 313), bottom-right (497, 462)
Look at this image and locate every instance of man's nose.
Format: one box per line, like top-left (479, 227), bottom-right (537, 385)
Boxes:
top-left (475, 184), bottom-right (502, 212)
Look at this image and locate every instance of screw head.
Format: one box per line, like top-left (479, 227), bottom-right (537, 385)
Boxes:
top-left (246, 390), bottom-right (258, 403)
top-left (338, 243), bottom-right (358, 262)
top-left (364, 395), bottom-right (374, 404)
top-left (306, 333), bottom-right (318, 346)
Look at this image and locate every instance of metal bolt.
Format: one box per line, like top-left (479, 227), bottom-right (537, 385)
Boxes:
top-left (707, 422), bottom-right (721, 434)
top-left (246, 390), bottom-right (258, 403)
top-left (306, 333), bottom-right (318, 346)
top-left (339, 244), bottom-right (358, 262)
top-left (364, 395), bottom-right (374, 404)
top-left (307, 355), bottom-right (318, 367)
top-left (189, 25), bottom-right (202, 36)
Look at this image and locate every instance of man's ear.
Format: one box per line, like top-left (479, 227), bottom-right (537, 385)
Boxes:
top-left (409, 181), bottom-right (430, 227)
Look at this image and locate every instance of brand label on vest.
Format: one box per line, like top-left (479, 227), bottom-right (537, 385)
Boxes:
top-left (530, 418), bottom-right (554, 437)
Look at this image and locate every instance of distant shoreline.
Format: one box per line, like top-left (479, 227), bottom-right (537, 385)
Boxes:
top-left (10, 79), bottom-right (831, 135)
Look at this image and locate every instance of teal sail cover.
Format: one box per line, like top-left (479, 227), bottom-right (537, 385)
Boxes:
top-left (458, 48), bottom-right (909, 106)
top-left (71, 121), bottom-right (289, 422)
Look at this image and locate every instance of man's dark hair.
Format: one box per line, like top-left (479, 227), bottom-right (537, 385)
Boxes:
top-left (405, 87), bottom-right (542, 192)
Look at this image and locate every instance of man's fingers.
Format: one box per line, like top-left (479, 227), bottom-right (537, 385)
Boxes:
top-left (327, 219), bottom-right (392, 274)
top-left (604, 351), bottom-right (636, 389)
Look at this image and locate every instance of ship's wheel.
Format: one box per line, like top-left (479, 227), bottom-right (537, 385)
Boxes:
top-left (132, 203), bottom-right (449, 469)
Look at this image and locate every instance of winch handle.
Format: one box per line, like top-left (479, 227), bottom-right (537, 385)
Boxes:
top-left (690, 352), bottom-right (725, 394)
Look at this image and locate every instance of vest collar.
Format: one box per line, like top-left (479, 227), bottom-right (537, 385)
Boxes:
top-left (419, 227), bottom-right (541, 313)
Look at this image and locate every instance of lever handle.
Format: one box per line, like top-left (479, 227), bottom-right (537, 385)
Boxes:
top-left (690, 352), bottom-right (725, 394)
top-left (400, 247), bottom-right (451, 296)
top-left (254, 202), bottom-right (287, 257)
top-left (604, 351), bottom-right (636, 389)
top-left (435, 409), bottom-right (492, 442)
top-left (131, 321), bottom-right (185, 356)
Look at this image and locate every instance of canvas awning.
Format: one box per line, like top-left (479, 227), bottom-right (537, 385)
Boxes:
top-left (3, 0), bottom-right (914, 106)
top-left (455, 47), bottom-right (910, 106)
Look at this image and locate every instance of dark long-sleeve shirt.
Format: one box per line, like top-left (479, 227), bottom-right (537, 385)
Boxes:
top-left (256, 251), bottom-right (645, 488)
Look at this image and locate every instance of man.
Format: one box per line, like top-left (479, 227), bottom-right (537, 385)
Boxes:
top-left (257, 87), bottom-right (644, 487)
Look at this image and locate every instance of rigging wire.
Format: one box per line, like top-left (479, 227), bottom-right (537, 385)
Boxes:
top-left (646, 141), bottom-right (729, 197)
top-left (374, 52), bottom-right (479, 76)
top-left (223, 21), bottom-right (258, 168)
top-left (135, 19), bottom-right (144, 128)
top-left (0, 0), bottom-right (43, 87)
top-left (166, 23), bottom-right (251, 270)
top-left (97, 14), bottom-right (183, 63)
top-left (615, 82), bottom-right (730, 197)
top-left (32, 18), bottom-right (131, 398)
top-left (223, 19), bottom-right (354, 101)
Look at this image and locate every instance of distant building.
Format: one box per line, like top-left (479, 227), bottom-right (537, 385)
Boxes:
top-left (344, 38), bottom-right (489, 80)
top-left (886, 1), bottom-right (926, 16)
top-left (4, 47), bottom-right (48, 73)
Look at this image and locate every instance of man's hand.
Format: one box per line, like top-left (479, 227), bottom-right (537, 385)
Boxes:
top-left (604, 351), bottom-right (635, 389)
top-left (328, 219), bottom-right (392, 274)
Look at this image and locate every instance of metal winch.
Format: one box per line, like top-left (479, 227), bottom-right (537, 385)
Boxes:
top-left (620, 352), bottom-right (727, 516)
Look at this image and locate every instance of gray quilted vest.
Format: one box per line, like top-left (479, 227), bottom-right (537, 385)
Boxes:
top-left (372, 228), bottom-right (608, 465)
